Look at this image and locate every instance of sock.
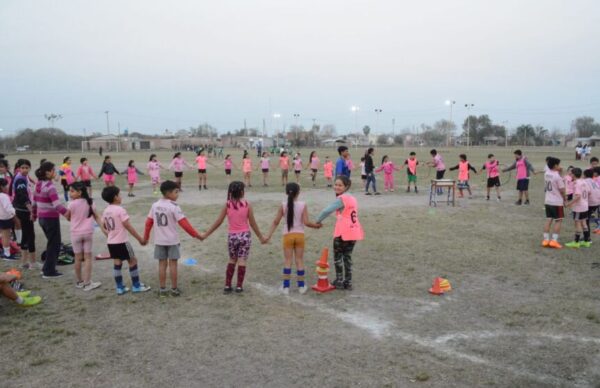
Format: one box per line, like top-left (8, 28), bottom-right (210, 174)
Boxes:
top-left (15, 296), bottom-right (24, 304)
top-left (297, 269), bottom-right (305, 288)
top-left (225, 263), bottom-right (235, 287)
top-left (282, 267), bottom-right (291, 288)
top-left (236, 265), bottom-right (246, 288)
top-left (583, 230), bottom-right (590, 241)
top-left (15, 230), bottom-right (22, 242)
top-left (575, 233), bottom-right (581, 242)
top-left (543, 233), bottom-right (549, 240)
top-left (113, 264), bottom-right (123, 288)
top-left (552, 233), bottom-right (559, 241)
top-left (129, 264), bottom-right (140, 287)
top-left (3, 247), bottom-right (10, 257)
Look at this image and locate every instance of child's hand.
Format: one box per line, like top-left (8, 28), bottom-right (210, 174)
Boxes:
top-left (260, 236), bottom-right (268, 244)
top-left (316, 222), bottom-right (323, 228)
top-left (195, 234), bottom-right (204, 241)
top-left (140, 239), bottom-right (148, 246)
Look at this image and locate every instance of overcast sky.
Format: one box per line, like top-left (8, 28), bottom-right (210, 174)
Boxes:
top-left (1, 0), bottom-right (599, 136)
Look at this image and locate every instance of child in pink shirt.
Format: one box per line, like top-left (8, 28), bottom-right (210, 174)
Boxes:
top-left (195, 150), bottom-right (213, 191)
top-left (147, 154), bottom-right (164, 195)
top-left (279, 151), bottom-right (289, 186)
top-left (293, 153), bottom-right (303, 183)
top-left (307, 151), bottom-right (320, 187)
top-left (564, 166), bottom-right (574, 201)
top-left (224, 154), bottom-right (234, 184)
top-left (76, 157), bottom-right (97, 197)
top-left (258, 152), bottom-right (270, 187)
top-left (323, 156), bottom-right (333, 187)
top-left (241, 150), bottom-right (253, 188)
top-left (101, 186), bottom-right (150, 295)
top-left (565, 167), bottom-right (591, 248)
top-left (201, 181), bottom-right (267, 293)
top-left (123, 160), bottom-right (144, 197)
top-left (481, 154), bottom-right (501, 201)
top-left (143, 180), bottom-right (202, 297)
top-left (542, 157), bottom-right (566, 249)
top-left (66, 182), bottom-right (104, 291)
top-left (375, 155), bottom-right (402, 192)
top-left (169, 152), bottom-right (192, 191)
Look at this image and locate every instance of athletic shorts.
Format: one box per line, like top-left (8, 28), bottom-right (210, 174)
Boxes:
top-left (107, 242), bottom-right (135, 261)
top-left (197, 169), bottom-right (206, 174)
top-left (103, 174), bottom-right (115, 183)
top-left (225, 169), bottom-right (232, 175)
top-left (154, 244), bottom-right (181, 260)
top-left (281, 169), bottom-right (288, 177)
top-left (0, 219), bottom-right (14, 230)
top-left (588, 205), bottom-right (599, 218)
top-left (573, 211), bottom-right (588, 221)
top-left (311, 169), bottom-right (318, 174)
top-left (516, 178), bottom-right (529, 192)
top-left (83, 180), bottom-right (92, 188)
top-left (71, 233), bottom-right (93, 254)
top-left (295, 170), bottom-right (301, 175)
top-left (436, 170), bottom-right (446, 180)
top-left (407, 174), bottom-right (417, 183)
top-left (487, 176), bottom-right (501, 188)
top-left (545, 205), bottom-right (564, 220)
top-left (457, 180), bottom-right (470, 189)
top-left (150, 175), bottom-right (161, 185)
top-left (361, 174), bottom-right (367, 180)
top-left (174, 172), bottom-right (183, 178)
top-left (283, 233), bottom-right (305, 249)
top-left (228, 231), bottom-right (251, 259)
top-left (262, 168), bottom-right (269, 173)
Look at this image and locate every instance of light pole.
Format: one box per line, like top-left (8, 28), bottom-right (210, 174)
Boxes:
top-left (445, 100), bottom-right (456, 147)
top-left (44, 113), bottom-right (62, 150)
top-left (293, 113), bottom-right (300, 146)
top-left (105, 111), bottom-right (110, 135)
top-left (351, 105), bottom-right (359, 133)
top-left (464, 103), bottom-right (474, 148)
top-left (273, 113), bottom-right (281, 147)
top-left (374, 109), bottom-right (382, 135)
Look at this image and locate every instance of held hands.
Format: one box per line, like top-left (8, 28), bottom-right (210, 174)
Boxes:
top-left (259, 235), bottom-right (269, 244)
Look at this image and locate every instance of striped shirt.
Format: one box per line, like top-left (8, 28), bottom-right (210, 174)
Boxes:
top-left (33, 180), bottom-right (67, 219)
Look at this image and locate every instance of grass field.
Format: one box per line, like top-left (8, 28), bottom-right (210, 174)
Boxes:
top-left (1, 146), bottom-right (599, 387)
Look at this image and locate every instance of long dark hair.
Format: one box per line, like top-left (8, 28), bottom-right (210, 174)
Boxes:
top-left (128, 160), bottom-right (135, 167)
top-left (227, 181), bottom-right (246, 209)
top-left (285, 182), bottom-right (300, 231)
top-left (381, 155), bottom-right (388, 164)
top-left (35, 161), bottom-right (55, 181)
top-left (71, 181), bottom-right (95, 218)
top-left (149, 154), bottom-right (157, 162)
top-left (103, 155), bottom-right (111, 164)
top-left (173, 152), bottom-right (181, 159)
top-left (309, 151), bottom-right (316, 164)
top-left (242, 150), bottom-right (249, 159)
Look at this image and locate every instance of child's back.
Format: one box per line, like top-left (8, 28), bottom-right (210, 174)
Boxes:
top-left (68, 198), bottom-right (95, 235)
top-left (102, 204), bottom-right (129, 244)
top-left (148, 198), bottom-right (185, 245)
top-left (227, 200), bottom-right (249, 232)
top-left (282, 200), bottom-right (305, 234)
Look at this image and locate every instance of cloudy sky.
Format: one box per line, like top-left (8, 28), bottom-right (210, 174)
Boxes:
top-left (1, 0), bottom-right (599, 136)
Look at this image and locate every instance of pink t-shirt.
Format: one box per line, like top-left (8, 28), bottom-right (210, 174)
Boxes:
top-left (261, 158), bottom-right (270, 169)
top-left (127, 166), bottom-right (138, 184)
top-left (293, 159), bottom-right (302, 171)
top-left (433, 155), bottom-right (445, 171)
top-left (242, 159), bottom-right (252, 173)
top-left (585, 178), bottom-right (600, 207)
top-left (68, 199), bottom-right (96, 236)
top-left (224, 159), bottom-right (233, 169)
top-left (565, 175), bottom-right (574, 195)
top-left (544, 170), bottom-right (565, 206)
top-left (279, 156), bottom-right (289, 170)
top-left (227, 200), bottom-right (250, 233)
top-left (310, 157), bottom-right (320, 170)
top-left (484, 160), bottom-right (499, 178)
top-left (323, 161), bottom-right (333, 178)
top-left (195, 156), bottom-right (207, 170)
top-left (572, 179), bottom-right (590, 213)
top-left (102, 204), bottom-right (130, 244)
top-left (77, 165), bottom-right (94, 181)
top-left (282, 200), bottom-right (305, 234)
top-left (148, 198), bottom-right (186, 245)
top-left (170, 157), bottom-right (186, 172)
top-left (147, 161), bottom-right (161, 178)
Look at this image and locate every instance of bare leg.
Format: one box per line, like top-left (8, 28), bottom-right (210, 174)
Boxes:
top-left (83, 252), bottom-right (93, 284)
top-left (168, 259), bottom-right (178, 289)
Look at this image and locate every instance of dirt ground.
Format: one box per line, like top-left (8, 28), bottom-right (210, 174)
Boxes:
top-left (0, 147), bottom-right (599, 387)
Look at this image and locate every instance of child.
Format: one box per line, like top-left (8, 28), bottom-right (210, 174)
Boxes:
top-left (502, 150), bottom-right (536, 205)
top-left (201, 181), bottom-right (267, 293)
top-left (265, 183), bottom-right (321, 295)
top-left (359, 157), bottom-right (367, 189)
top-left (124, 160), bottom-right (144, 197)
top-left (147, 154), bottom-right (164, 195)
top-left (224, 154), bottom-right (234, 184)
top-left (583, 168), bottom-right (600, 239)
top-left (449, 154), bottom-right (477, 198)
top-left (427, 149), bottom-right (446, 195)
top-left (279, 151), bottom-right (290, 186)
top-left (565, 168), bottom-right (591, 248)
top-left (98, 155), bottom-right (120, 187)
top-left (293, 153), bottom-right (303, 183)
top-left (76, 157), bottom-right (97, 197)
top-left (66, 182), bottom-right (103, 291)
top-left (169, 152), bottom-right (192, 190)
top-left (101, 186), bottom-right (151, 294)
top-left (564, 166), bottom-right (574, 201)
top-left (481, 154), bottom-right (501, 201)
top-left (593, 167), bottom-right (600, 234)
top-left (307, 151), bottom-right (320, 187)
top-left (59, 156), bottom-right (75, 202)
top-left (259, 152), bottom-right (270, 187)
top-left (315, 176), bottom-right (364, 290)
top-left (143, 180), bottom-right (202, 297)
top-left (0, 272), bottom-right (42, 307)
top-left (376, 155), bottom-right (402, 192)
top-left (33, 162), bottom-right (68, 278)
top-left (242, 150), bottom-right (253, 188)
top-left (335, 146), bottom-right (351, 179)
top-left (12, 160), bottom-right (37, 269)
top-left (364, 148), bottom-right (379, 195)
top-left (323, 156), bottom-right (333, 187)
top-left (0, 179), bottom-right (17, 261)
top-left (403, 152), bottom-right (419, 193)
top-left (542, 157), bottom-right (566, 249)
top-left (195, 150), bottom-right (211, 190)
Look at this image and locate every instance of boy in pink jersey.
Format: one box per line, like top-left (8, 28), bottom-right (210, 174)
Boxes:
top-left (564, 166), bottom-right (574, 201)
top-left (403, 152), bottom-right (419, 193)
top-left (427, 149), bottom-right (446, 195)
top-left (143, 181), bottom-right (202, 297)
top-left (101, 186), bottom-right (151, 295)
top-left (448, 154), bottom-right (477, 198)
top-left (542, 157), bottom-right (566, 249)
top-left (76, 157), bottom-right (97, 197)
top-left (481, 154), bottom-right (501, 201)
top-left (502, 150), bottom-right (537, 205)
top-left (565, 168), bottom-right (591, 248)
top-left (323, 156), bottom-right (333, 187)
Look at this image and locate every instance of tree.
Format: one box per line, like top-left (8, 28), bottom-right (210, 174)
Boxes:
top-left (363, 125), bottom-right (371, 137)
top-left (511, 124), bottom-right (536, 146)
top-left (376, 134), bottom-right (392, 145)
top-left (571, 116), bottom-right (600, 137)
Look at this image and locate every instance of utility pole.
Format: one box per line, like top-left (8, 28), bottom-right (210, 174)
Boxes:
top-left (374, 109), bottom-right (382, 135)
top-left (105, 111), bottom-right (110, 135)
top-left (464, 103), bottom-right (474, 148)
top-left (117, 121), bottom-right (121, 152)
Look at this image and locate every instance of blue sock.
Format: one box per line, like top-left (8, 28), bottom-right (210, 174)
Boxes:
top-left (282, 267), bottom-right (291, 288)
top-left (297, 269), bottom-right (305, 288)
top-left (129, 264), bottom-right (141, 287)
top-left (113, 264), bottom-right (123, 288)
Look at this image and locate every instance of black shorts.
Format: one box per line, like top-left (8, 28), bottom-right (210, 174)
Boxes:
top-left (83, 180), bottom-right (92, 188)
top-left (516, 178), bottom-right (529, 191)
top-left (174, 172), bottom-right (183, 178)
top-left (197, 169), bottom-right (206, 174)
top-left (311, 168), bottom-right (318, 173)
top-left (361, 174), bottom-right (367, 180)
top-left (0, 218), bottom-right (14, 230)
top-left (588, 205), bottom-right (599, 218)
top-left (225, 169), bottom-right (231, 176)
top-left (436, 170), bottom-right (446, 180)
top-left (107, 242), bottom-right (135, 261)
top-left (487, 176), bottom-right (501, 188)
top-left (567, 194), bottom-right (573, 201)
top-left (573, 211), bottom-right (588, 221)
top-left (262, 168), bottom-right (269, 173)
top-left (545, 205), bottom-right (564, 220)
top-left (295, 170), bottom-right (301, 175)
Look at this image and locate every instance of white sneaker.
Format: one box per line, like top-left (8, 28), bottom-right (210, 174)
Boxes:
top-left (83, 281), bottom-right (102, 291)
top-left (298, 286), bottom-right (308, 295)
top-left (75, 281), bottom-right (85, 289)
top-left (280, 286), bottom-right (290, 295)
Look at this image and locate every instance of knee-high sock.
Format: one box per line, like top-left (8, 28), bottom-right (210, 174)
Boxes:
top-left (114, 264), bottom-right (123, 288)
top-left (225, 263), bottom-right (235, 287)
top-left (296, 269), bottom-right (305, 287)
top-left (282, 267), bottom-right (291, 288)
top-left (236, 265), bottom-right (246, 288)
top-left (129, 264), bottom-right (140, 287)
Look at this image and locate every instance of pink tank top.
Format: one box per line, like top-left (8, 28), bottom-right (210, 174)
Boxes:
top-left (310, 157), bottom-right (319, 169)
top-left (282, 201), bottom-right (305, 234)
top-left (458, 161), bottom-right (469, 181)
top-left (407, 159), bottom-right (417, 175)
top-left (227, 200), bottom-right (250, 233)
top-left (224, 159), bottom-right (233, 169)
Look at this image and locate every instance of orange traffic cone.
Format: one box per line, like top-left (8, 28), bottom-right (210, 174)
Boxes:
top-left (312, 248), bottom-right (335, 293)
top-left (439, 278), bottom-right (452, 292)
top-left (429, 277), bottom-right (444, 295)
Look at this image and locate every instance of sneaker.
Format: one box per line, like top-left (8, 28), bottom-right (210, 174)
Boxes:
top-left (415, 188), bottom-right (418, 193)
top-left (565, 241), bottom-right (580, 249)
top-left (16, 290), bottom-right (31, 298)
top-left (42, 272), bottom-right (63, 279)
top-left (548, 240), bottom-right (563, 249)
top-left (524, 200), bottom-right (530, 205)
top-left (170, 288), bottom-right (181, 297)
top-left (486, 196), bottom-right (490, 201)
top-left (343, 282), bottom-right (353, 290)
top-left (75, 281), bottom-right (85, 289)
top-left (515, 200), bottom-right (522, 205)
top-left (223, 286), bottom-right (233, 294)
top-left (83, 281), bottom-right (102, 291)
top-left (158, 289), bottom-right (168, 298)
top-left (374, 192), bottom-right (381, 195)
top-left (365, 192), bottom-right (372, 196)
top-left (2, 254), bottom-right (18, 261)
top-left (116, 286), bottom-right (130, 295)
top-left (298, 286), bottom-right (308, 295)
top-left (235, 287), bottom-right (244, 293)
top-left (132, 284), bottom-right (151, 293)
top-left (331, 279), bottom-right (344, 289)
top-left (19, 295), bottom-right (42, 307)
top-left (203, 185), bottom-right (207, 190)
top-left (198, 186), bottom-right (202, 191)
top-left (542, 240), bottom-right (550, 247)
top-left (280, 286), bottom-right (290, 295)
top-left (580, 241), bottom-right (592, 248)
top-left (21, 263), bottom-right (31, 270)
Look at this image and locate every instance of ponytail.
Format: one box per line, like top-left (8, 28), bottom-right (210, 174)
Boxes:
top-left (285, 183), bottom-right (300, 231)
top-left (35, 161), bottom-right (55, 181)
top-left (71, 181), bottom-right (94, 218)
